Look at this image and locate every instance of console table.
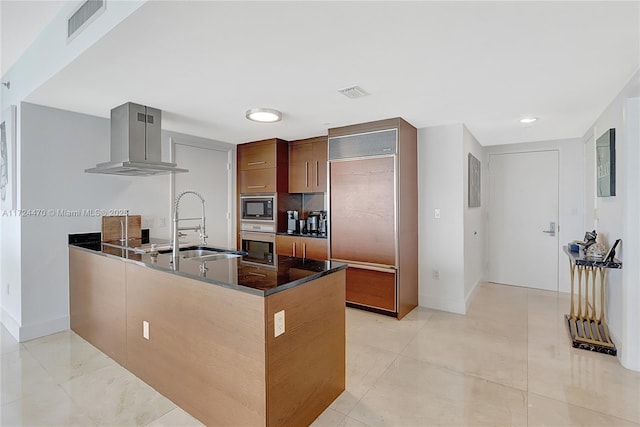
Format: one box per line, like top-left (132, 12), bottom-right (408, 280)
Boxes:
top-left (563, 246), bottom-right (622, 356)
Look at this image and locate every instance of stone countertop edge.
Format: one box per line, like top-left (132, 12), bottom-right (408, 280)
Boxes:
top-left (68, 243), bottom-right (347, 297)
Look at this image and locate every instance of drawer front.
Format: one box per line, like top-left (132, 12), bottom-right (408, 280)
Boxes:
top-left (239, 169), bottom-right (277, 193)
top-left (300, 237), bottom-right (328, 261)
top-left (345, 267), bottom-right (396, 312)
top-left (238, 142), bottom-right (277, 170)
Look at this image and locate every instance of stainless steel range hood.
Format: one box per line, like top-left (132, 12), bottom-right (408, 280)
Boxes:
top-left (85, 102), bottom-right (188, 176)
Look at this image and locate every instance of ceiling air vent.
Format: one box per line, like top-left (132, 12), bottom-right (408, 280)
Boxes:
top-left (338, 85), bottom-right (370, 99)
top-left (68, 0), bottom-right (106, 40)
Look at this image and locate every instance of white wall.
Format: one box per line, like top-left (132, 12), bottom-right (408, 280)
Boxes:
top-left (583, 69), bottom-right (640, 370)
top-left (418, 124), bottom-right (466, 314)
top-left (484, 138), bottom-right (584, 294)
top-left (462, 125), bottom-right (485, 307)
top-left (8, 102), bottom-right (233, 342)
top-left (1, 1), bottom-right (146, 111)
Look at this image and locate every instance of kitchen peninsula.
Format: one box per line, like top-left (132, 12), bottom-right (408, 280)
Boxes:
top-left (68, 238), bottom-right (347, 426)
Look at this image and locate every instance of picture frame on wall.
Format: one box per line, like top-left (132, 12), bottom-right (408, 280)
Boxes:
top-left (468, 153), bottom-right (481, 207)
top-left (596, 128), bottom-right (616, 197)
top-left (1, 105), bottom-right (17, 210)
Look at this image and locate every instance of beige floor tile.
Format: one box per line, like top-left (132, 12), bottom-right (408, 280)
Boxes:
top-left (528, 344), bottom-right (640, 424)
top-left (1, 348), bottom-right (56, 405)
top-left (348, 355), bottom-right (527, 426)
top-left (145, 407), bottom-right (205, 427)
top-left (1, 326), bottom-right (21, 355)
top-left (61, 364), bottom-right (176, 426)
top-left (330, 342), bottom-right (397, 414)
top-left (23, 330), bottom-right (115, 384)
top-left (527, 392), bottom-right (639, 426)
top-left (347, 308), bottom-right (428, 355)
top-left (311, 408), bottom-right (348, 426)
top-left (1, 382), bottom-right (96, 427)
top-left (401, 310), bottom-right (529, 390)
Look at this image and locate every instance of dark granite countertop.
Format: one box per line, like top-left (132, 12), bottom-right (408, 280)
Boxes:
top-left (276, 232), bottom-right (328, 239)
top-left (69, 237), bottom-right (346, 297)
top-left (563, 246), bottom-right (622, 269)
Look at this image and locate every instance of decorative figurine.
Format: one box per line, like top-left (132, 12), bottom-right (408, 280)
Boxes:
top-left (582, 230), bottom-right (597, 253)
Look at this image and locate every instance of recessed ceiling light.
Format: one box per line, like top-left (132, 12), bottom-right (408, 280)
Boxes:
top-left (246, 108), bottom-right (282, 123)
top-left (520, 117), bottom-right (538, 124)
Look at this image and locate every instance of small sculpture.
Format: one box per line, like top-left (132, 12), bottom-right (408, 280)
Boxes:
top-left (582, 230), bottom-right (597, 253)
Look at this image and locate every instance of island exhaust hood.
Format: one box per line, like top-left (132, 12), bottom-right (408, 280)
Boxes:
top-left (85, 102), bottom-right (188, 176)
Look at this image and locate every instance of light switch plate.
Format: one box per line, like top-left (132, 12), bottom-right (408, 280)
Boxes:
top-left (143, 321), bottom-right (150, 340)
top-left (434, 209), bottom-right (441, 219)
top-left (274, 310), bottom-right (285, 337)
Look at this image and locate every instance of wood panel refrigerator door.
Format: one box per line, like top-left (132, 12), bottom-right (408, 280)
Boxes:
top-left (330, 157), bottom-right (395, 266)
top-left (488, 150), bottom-right (559, 291)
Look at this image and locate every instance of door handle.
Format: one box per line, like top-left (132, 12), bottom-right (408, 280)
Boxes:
top-left (542, 221), bottom-right (556, 237)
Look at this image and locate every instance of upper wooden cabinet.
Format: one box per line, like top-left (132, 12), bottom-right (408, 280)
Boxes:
top-left (237, 138), bottom-right (288, 193)
top-left (289, 136), bottom-right (327, 193)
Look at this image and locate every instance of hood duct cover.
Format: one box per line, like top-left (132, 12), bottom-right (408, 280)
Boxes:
top-left (85, 102), bottom-right (188, 176)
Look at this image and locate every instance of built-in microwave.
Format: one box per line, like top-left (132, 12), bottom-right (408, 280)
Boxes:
top-left (240, 194), bottom-right (276, 232)
top-left (240, 231), bottom-right (275, 266)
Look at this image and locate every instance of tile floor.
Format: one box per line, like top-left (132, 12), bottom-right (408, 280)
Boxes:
top-left (2, 282), bottom-right (639, 426)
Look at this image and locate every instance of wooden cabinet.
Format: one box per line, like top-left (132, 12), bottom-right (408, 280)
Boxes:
top-left (69, 247), bottom-right (127, 365)
top-left (276, 234), bottom-right (328, 260)
top-left (237, 138), bottom-right (288, 194)
top-left (289, 136), bottom-right (327, 193)
top-left (345, 266), bottom-right (396, 312)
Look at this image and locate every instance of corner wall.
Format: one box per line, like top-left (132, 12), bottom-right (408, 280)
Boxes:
top-left (583, 69), bottom-right (640, 371)
top-left (418, 124), bottom-right (472, 314)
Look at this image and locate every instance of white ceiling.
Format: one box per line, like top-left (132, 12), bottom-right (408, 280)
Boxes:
top-left (5, 1), bottom-right (640, 145)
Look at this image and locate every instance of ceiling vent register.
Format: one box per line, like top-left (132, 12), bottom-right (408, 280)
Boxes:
top-left (338, 85), bottom-right (370, 99)
top-left (68, 0), bottom-right (106, 40)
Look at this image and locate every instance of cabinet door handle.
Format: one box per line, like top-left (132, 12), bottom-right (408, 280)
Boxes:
top-left (247, 185), bottom-right (267, 189)
top-left (292, 242), bottom-right (296, 257)
top-left (315, 160), bottom-right (319, 187)
top-left (247, 161), bottom-right (267, 166)
top-left (303, 243), bottom-right (306, 258)
top-left (248, 272), bottom-right (267, 278)
top-left (305, 162), bottom-right (309, 188)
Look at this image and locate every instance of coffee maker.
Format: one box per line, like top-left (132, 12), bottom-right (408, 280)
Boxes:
top-left (318, 211), bottom-right (327, 235)
top-left (286, 210), bottom-right (298, 234)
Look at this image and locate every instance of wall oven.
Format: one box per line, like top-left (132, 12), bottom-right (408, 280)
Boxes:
top-left (240, 194), bottom-right (276, 232)
top-left (240, 231), bottom-right (276, 266)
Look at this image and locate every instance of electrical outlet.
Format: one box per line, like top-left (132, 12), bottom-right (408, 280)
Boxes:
top-left (434, 209), bottom-right (441, 219)
top-left (274, 310), bottom-right (285, 337)
top-left (143, 321), bottom-right (150, 340)
top-left (432, 270), bottom-right (440, 280)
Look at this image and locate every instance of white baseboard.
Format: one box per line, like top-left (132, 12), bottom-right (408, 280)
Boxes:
top-left (419, 294), bottom-right (466, 314)
top-left (18, 316), bottom-right (69, 342)
top-left (465, 279), bottom-right (482, 312)
top-left (1, 308), bottom-right (21, 340)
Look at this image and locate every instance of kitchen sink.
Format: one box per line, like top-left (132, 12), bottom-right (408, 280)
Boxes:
top-left (180, 249), bottom-right (220, 259)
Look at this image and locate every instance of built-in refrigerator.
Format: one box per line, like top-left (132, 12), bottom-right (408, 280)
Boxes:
top-left (328, 119), bottom-right (418, 319)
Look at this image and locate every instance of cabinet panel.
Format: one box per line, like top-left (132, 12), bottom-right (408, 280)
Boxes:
top-left (69, 247), bottom-right (127, 365)
top-left (289, 143), bottom-right (312, 193)
top-left (301, 237), bottom-right (327, 260)
top-left (345, 267), bottom-right (396, 312)
top-left (289, 136), bottom-right (327, 193)
top-left (238, 140), bottom-right (277, 170)
top-left (312, 139), bottom-right (327, 192)
top-left (276, 235), bottom-right (328, 260)
top-left (276, 234), bottom-right (298, 257)
top-left (239, 169), bottom-right (277, 193)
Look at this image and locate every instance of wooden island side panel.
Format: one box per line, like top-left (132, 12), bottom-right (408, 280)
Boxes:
top-left (69, 247), bottom-right (127, 365)
top-left (265, 269), bottom-right (346, 427)
top-left (125, 264), bottom-right (267, 427)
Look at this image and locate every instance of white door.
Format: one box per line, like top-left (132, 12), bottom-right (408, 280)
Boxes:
top-left (488, 150), bottom-right (559, 291)
top-left (173, 141), bottom-right (232, 248)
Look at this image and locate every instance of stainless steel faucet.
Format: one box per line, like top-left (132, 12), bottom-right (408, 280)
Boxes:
top-left (172, 190), bottom-right (207, 268)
